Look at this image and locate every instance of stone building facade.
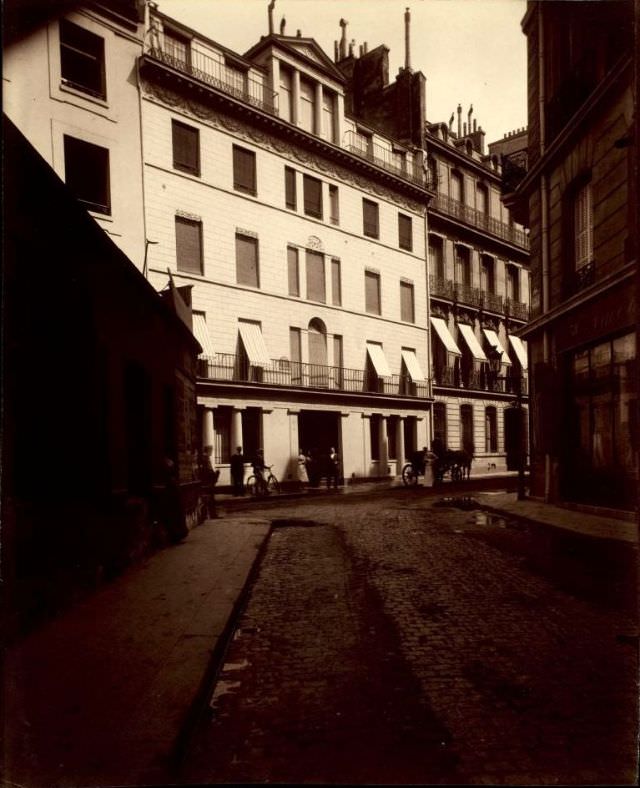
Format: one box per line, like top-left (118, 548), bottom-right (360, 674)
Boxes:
top-left (508, 0), bottom-right (637, 510)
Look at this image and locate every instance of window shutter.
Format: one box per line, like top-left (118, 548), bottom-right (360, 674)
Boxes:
top-left (285, 167), bottom-right (296, 209)
top-left (399, 214), bottom-right (412, 250)
top-left (233, 146), bottom-right (256, 194)
top-left (172, 121), bottom-right (199, 174)
top-left (236, 234), bottom-right (259, 287)
top-left (175, 217), bottom-right (203, 274)
top-left (287, 246), bottom-right (299, 296)
top-left (365, 271), bottom-right (381, 314)
top-left (306, 250), bottom-right (326, 302)
top-left (363, 199), bottom-right (379, 238)
top-left (303, 175), bottom-right (323, 219)
top-left (331, 258), bottom-right (341, 306)
top-left (400, 281), bottom-right (415, 322)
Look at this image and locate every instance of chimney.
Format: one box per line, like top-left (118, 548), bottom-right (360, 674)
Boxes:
top-left (349, 39), bottom-right (354, 56)
top-left (404, 7), bottom-right (411, 70)
top-left (457, 104), bottom-right (462, 137)
top-left (296, 29), bottom-right (301, 37)
top-left (463, 122), bottom-right (467, 135)
top-left (467, 104), bottom-right (473, 130)
top-left (473, 119), bottom-right (477, 132)
top-left (268, 0), bottom-right (275, 35)
top-left (363, 41), bottom-right (368, 53)
top-left (280, 16), bottom-right (286, 34)
top-left (339, 18), bottom-right (348, 59)
top-left (334, 40), bottom-right (339, 61)
top-left (359, 44), bottom-right (363, 57)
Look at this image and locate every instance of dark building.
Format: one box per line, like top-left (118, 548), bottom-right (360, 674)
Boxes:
top-left (2, 116), bottom-right (201, 637)
top-left (507, 0), bottom-right (637, 511)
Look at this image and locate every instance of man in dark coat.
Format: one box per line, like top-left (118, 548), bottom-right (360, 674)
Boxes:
top-left (230, 446), bottom-right (245, 496)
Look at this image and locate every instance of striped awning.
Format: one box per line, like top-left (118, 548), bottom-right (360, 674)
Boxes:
top-left (430, 317), bottom-right (461, 355)
top-left (401, 349), bottom-right (426, 382)
top-left (457, 323), bottom-right (487, 362)
top-left (238, 321), bottom-right (271, 367)
top-left (192, 313), bottom-right (215, 358)
top-left (483, 328), bottom-right (512, 365)
top-left (366, 343), bottom-right (392, 378)
top-left (509, 335), bottom-right (528, 371)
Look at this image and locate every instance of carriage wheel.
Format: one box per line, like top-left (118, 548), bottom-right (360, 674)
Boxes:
top-left (402, 463), bottom-right (418, 486)
top-left (451, 465), bottom-right (462, 482)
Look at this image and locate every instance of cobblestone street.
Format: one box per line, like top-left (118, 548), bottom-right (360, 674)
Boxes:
top-left (182, 491), bottom-right (638, 785)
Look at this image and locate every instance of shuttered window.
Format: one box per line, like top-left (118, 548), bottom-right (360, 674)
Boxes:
top-left (172, 120), bottom-right (200, 175)
top-left (574, 180), bottom-right (593, 269)
top-left (233, 145), bottom-right (256, 195)
top-left (236, 234), bottom-right (259, 287)
top-left (306, 250), bottom-right (326, 302)
top-left (331, 258), bottom-right (342, 306)
top-left (299, 78), bottom-right (315, 133)
top-left (303, 175), bottom-right (323, 219)
top-left (287, 246), bottom-right (300, 296)
top-left (363, 199), bottom-right (379, 238)
top-left (451, 170), bottom-right (463, 202)
top-left (175, 216), bottom-right (203, 274)
top-left (329, 184), bottom-right (339, 225)
top-left (365, 270), bottom-right (381, 314)
top-left (400, 280), bottom-right (415, 323)
top-left (398, 213), bottom-right (412, 251)
top-left (285, 167), bottom-right (296, 210)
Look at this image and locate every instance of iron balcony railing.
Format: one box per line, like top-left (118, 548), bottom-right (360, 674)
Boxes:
top-left (454, 283), bottom-right (482, 309)
top-left (431, 193), bottom-right (529, 249)
top-left (504, 298), bottom-right (530, 321)
top-left (198, 353), bottom-right (430, 398)
top-left (147, 45), bottom-right (278, 115)
top-left (433, 365), bottom-right (528, 395)
top-left (481, 291), bottom-right (504, 313)
top-left (430, 275), bottom-right (455, 300)
top-left (343, 131), bottom-right (432, 189)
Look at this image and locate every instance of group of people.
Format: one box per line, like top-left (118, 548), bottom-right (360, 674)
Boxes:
top-left (229, 446), bottom-right (270, 496)
top-left (297, 447), bottom-right (340, 489)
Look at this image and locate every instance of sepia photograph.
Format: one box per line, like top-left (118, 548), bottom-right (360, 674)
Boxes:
top-left (2, 0), bottom-right (638, 785)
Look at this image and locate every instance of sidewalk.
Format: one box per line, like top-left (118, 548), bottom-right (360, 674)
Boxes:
top-left (475, 491), bottom-right (638, 544)
top-left (3, 516), bottom-right (272, 788)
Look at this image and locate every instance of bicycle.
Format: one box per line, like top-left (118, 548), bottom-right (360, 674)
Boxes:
top-left (246, 465), bottom-right (281, 496)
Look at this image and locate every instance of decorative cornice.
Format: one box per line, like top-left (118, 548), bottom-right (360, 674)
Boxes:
top-left (141, 78), bottom-right (424, 213)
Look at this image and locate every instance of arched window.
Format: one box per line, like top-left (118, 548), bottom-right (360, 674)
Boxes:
top-left (485, 406), bottom-right (498, 453)
top-left (308, 318), bottom-right (328, 386)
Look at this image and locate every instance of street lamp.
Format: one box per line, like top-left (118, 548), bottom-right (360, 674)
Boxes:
top-left (487, 349), bottom-right (527, 501)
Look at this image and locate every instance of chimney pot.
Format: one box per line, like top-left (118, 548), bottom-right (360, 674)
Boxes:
top-left (296, 29), bottom-right (301, 37)
top-left (404, 7), bottom-right (411, 70)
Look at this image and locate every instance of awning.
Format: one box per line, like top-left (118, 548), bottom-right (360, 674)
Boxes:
top-left (192, 313), bottom-right (215, 357)
top-left (483, 328), bottom-right (512, 365)
top-left (457, 323), bottom-right (487, 362)
top-left (366, 343), bottom-right (392, 378)
top-left (430, 316), bottom-right (461, 355)
top-left (238, 321), bottom-right (271, 366)
top-left (509, 335), bottom-right (528, 371)
top-left (401, 349), bottom-right (426, 382)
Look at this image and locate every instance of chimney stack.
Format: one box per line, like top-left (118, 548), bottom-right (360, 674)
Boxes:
top-left (457, 104), bottom-right (462, 137)
top-left (280, 16), bottom-right (286, 34)
top-left (339, 18), bottom-right (348, 59)
top-left (404, 7), bottom-right (411, 70)
top-left (268, 0), bottom-right (275, 35)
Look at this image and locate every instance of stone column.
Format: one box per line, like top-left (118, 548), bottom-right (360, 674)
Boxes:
top-left (335, 92), bottom-right (344, 145)
top-left (379, 416), bottom-right (389, 476)
top-left (292, 69), bottom-right (300, 127)
top-left (270, 55), bottom-right (280, 101)
top-left (315, 82), bottom-right (323, 137)
top-left (230, 407), bottom-right (243, 453)
top-left (395, 417), bottom-right (405, 475)
top-left (202, 407), bottom-right (214, 456)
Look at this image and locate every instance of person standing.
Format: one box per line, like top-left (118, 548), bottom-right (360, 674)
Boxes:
top-left (327, 447), bottom-right (340, 489)
top-left (230, 446), bottom-right (245, 496)
top-left (200, 452), bottom-right (220, 518)
top-left (297, 448), bottom-right (309, 489)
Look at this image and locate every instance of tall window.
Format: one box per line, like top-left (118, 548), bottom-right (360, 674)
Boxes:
top-left (433, 402), bottom-right (447, 447)
top-left (398, 214), bottom-right (413, 251)
top-left (429, 236), bottom-right (445, 280)
top-left (285, 166), bottom-right (296, 210)
top-left (392, 149), bottom-right (407, 174)
top-left (451, 170), bottom-right (463, 203)
top-left (213, 407), bottom-right (231, 464)
top-left (365, 270), bottom-right (381, 314)
top-left (279, 67), bottom-right (293, 122)
top-left (321, 90), bottom-right (336, 142)
top-left (426, 156), bottom-right (438, 189)
top-left (172, 120), bottom-right (200, 176)
top-left (480, 255), bottom-right (495, 293)
top-left (329, 185), bottom-right (339, 225)
top-left (476, 182), bottom-right (489, 215)
top-left (363, 199), bottom-right (379, 238)
top-left (400, 281), bottom-right (415, 323)
top-left (460, 404), bottom-right (474, 455)
top-left (164, 30), bottom-right (190, 66)
top-left (485, 406), bottom-right (498, 452)
top-left (60, 19), bottom-right (105, 99)
top-left (63, 135), bottom-right (110, 214)
top-left (574, 180), bottom-right (593, 270)
top-left (299, 78), bottom-right (315, 133)
top-left (232, 145), bottom-right (256, 195)
top-left (175, 216), bottom-right (203, 274)
top-left (455, 245), bottom-right (471, 286)
top-left (303, 175), bottom-right (323, 219)
top-left (306, 250), bottom-right (326, 302)
top-left (331, 258), bottom-right (342, 306)
top-left (355, 130), bottom-right (373, 157)
top-left (236, 233), bottom-right (259, 287)
top-left (506, 264), bottom-right (520, 302)
top-left (289, 327), bottom-right (302, 383)
top-left (287, 246), bottom-right (300, 296)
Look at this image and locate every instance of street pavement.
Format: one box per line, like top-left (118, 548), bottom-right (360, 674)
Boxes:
top-left (3, 482), bottom-right (638, 786)
top-left (182, 491), bottom-right (639, 785)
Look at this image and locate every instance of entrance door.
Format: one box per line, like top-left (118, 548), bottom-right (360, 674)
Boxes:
top-left (299, 411), bottom-right (339, 456)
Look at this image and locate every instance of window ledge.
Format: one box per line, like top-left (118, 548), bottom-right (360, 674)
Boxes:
top-left (59, 81), bottom-right (109, 109)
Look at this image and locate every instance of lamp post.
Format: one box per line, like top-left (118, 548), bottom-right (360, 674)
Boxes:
top-left (488, 350), bottom-right (527, 501)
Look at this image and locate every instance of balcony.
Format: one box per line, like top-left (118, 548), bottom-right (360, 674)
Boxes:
top-left (455, 283), bottom-right (482, 309)
top-left (433, 365), bottom-right (528, 395)
top-left (147, 45), bottom-right (278, 115)
top-left (431, 193), bottom-right (529, 249)
top-left (430, 275), bottom-right (455, 300)
top-left (343, 131), bottom-right (432, 190)
top-left (480, 291), bottom-right (504, 313)
top-left (504, 298), bottom-right (529, 322)
top-left (198, 353), bottom-right (430, 398)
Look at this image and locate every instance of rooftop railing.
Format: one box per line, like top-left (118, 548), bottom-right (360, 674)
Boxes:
top-left (431, 193), bottom-right (529, 249)
top-left (147, 45), bottom-right (278, 115)
top-left (343, 131), bottom-right (432, 189)
top-left (198, 353), bottom-right (430, 398)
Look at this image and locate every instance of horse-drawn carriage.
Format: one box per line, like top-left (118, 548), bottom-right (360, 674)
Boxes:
top-left (401, 448), bottom-right (473, 485)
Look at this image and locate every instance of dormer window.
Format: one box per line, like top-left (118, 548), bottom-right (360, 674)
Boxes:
top-left (279, 66), bottom-right (293, 122)
top-left (299, 77), bottom-right (316, 133)
top-left (164, 29), bottom-right (190, 67)
top-left (224, 56), bottom-right (247, 93)
top-left (355, 129), bottom-right (373, 159)
top-left (392, 148), bottom-right (407, 175)
top-left (321, 89), bottom-right (336, 143)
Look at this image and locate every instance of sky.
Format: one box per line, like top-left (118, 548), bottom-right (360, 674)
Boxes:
top-left (157, 0), bottom-right (528, 145)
